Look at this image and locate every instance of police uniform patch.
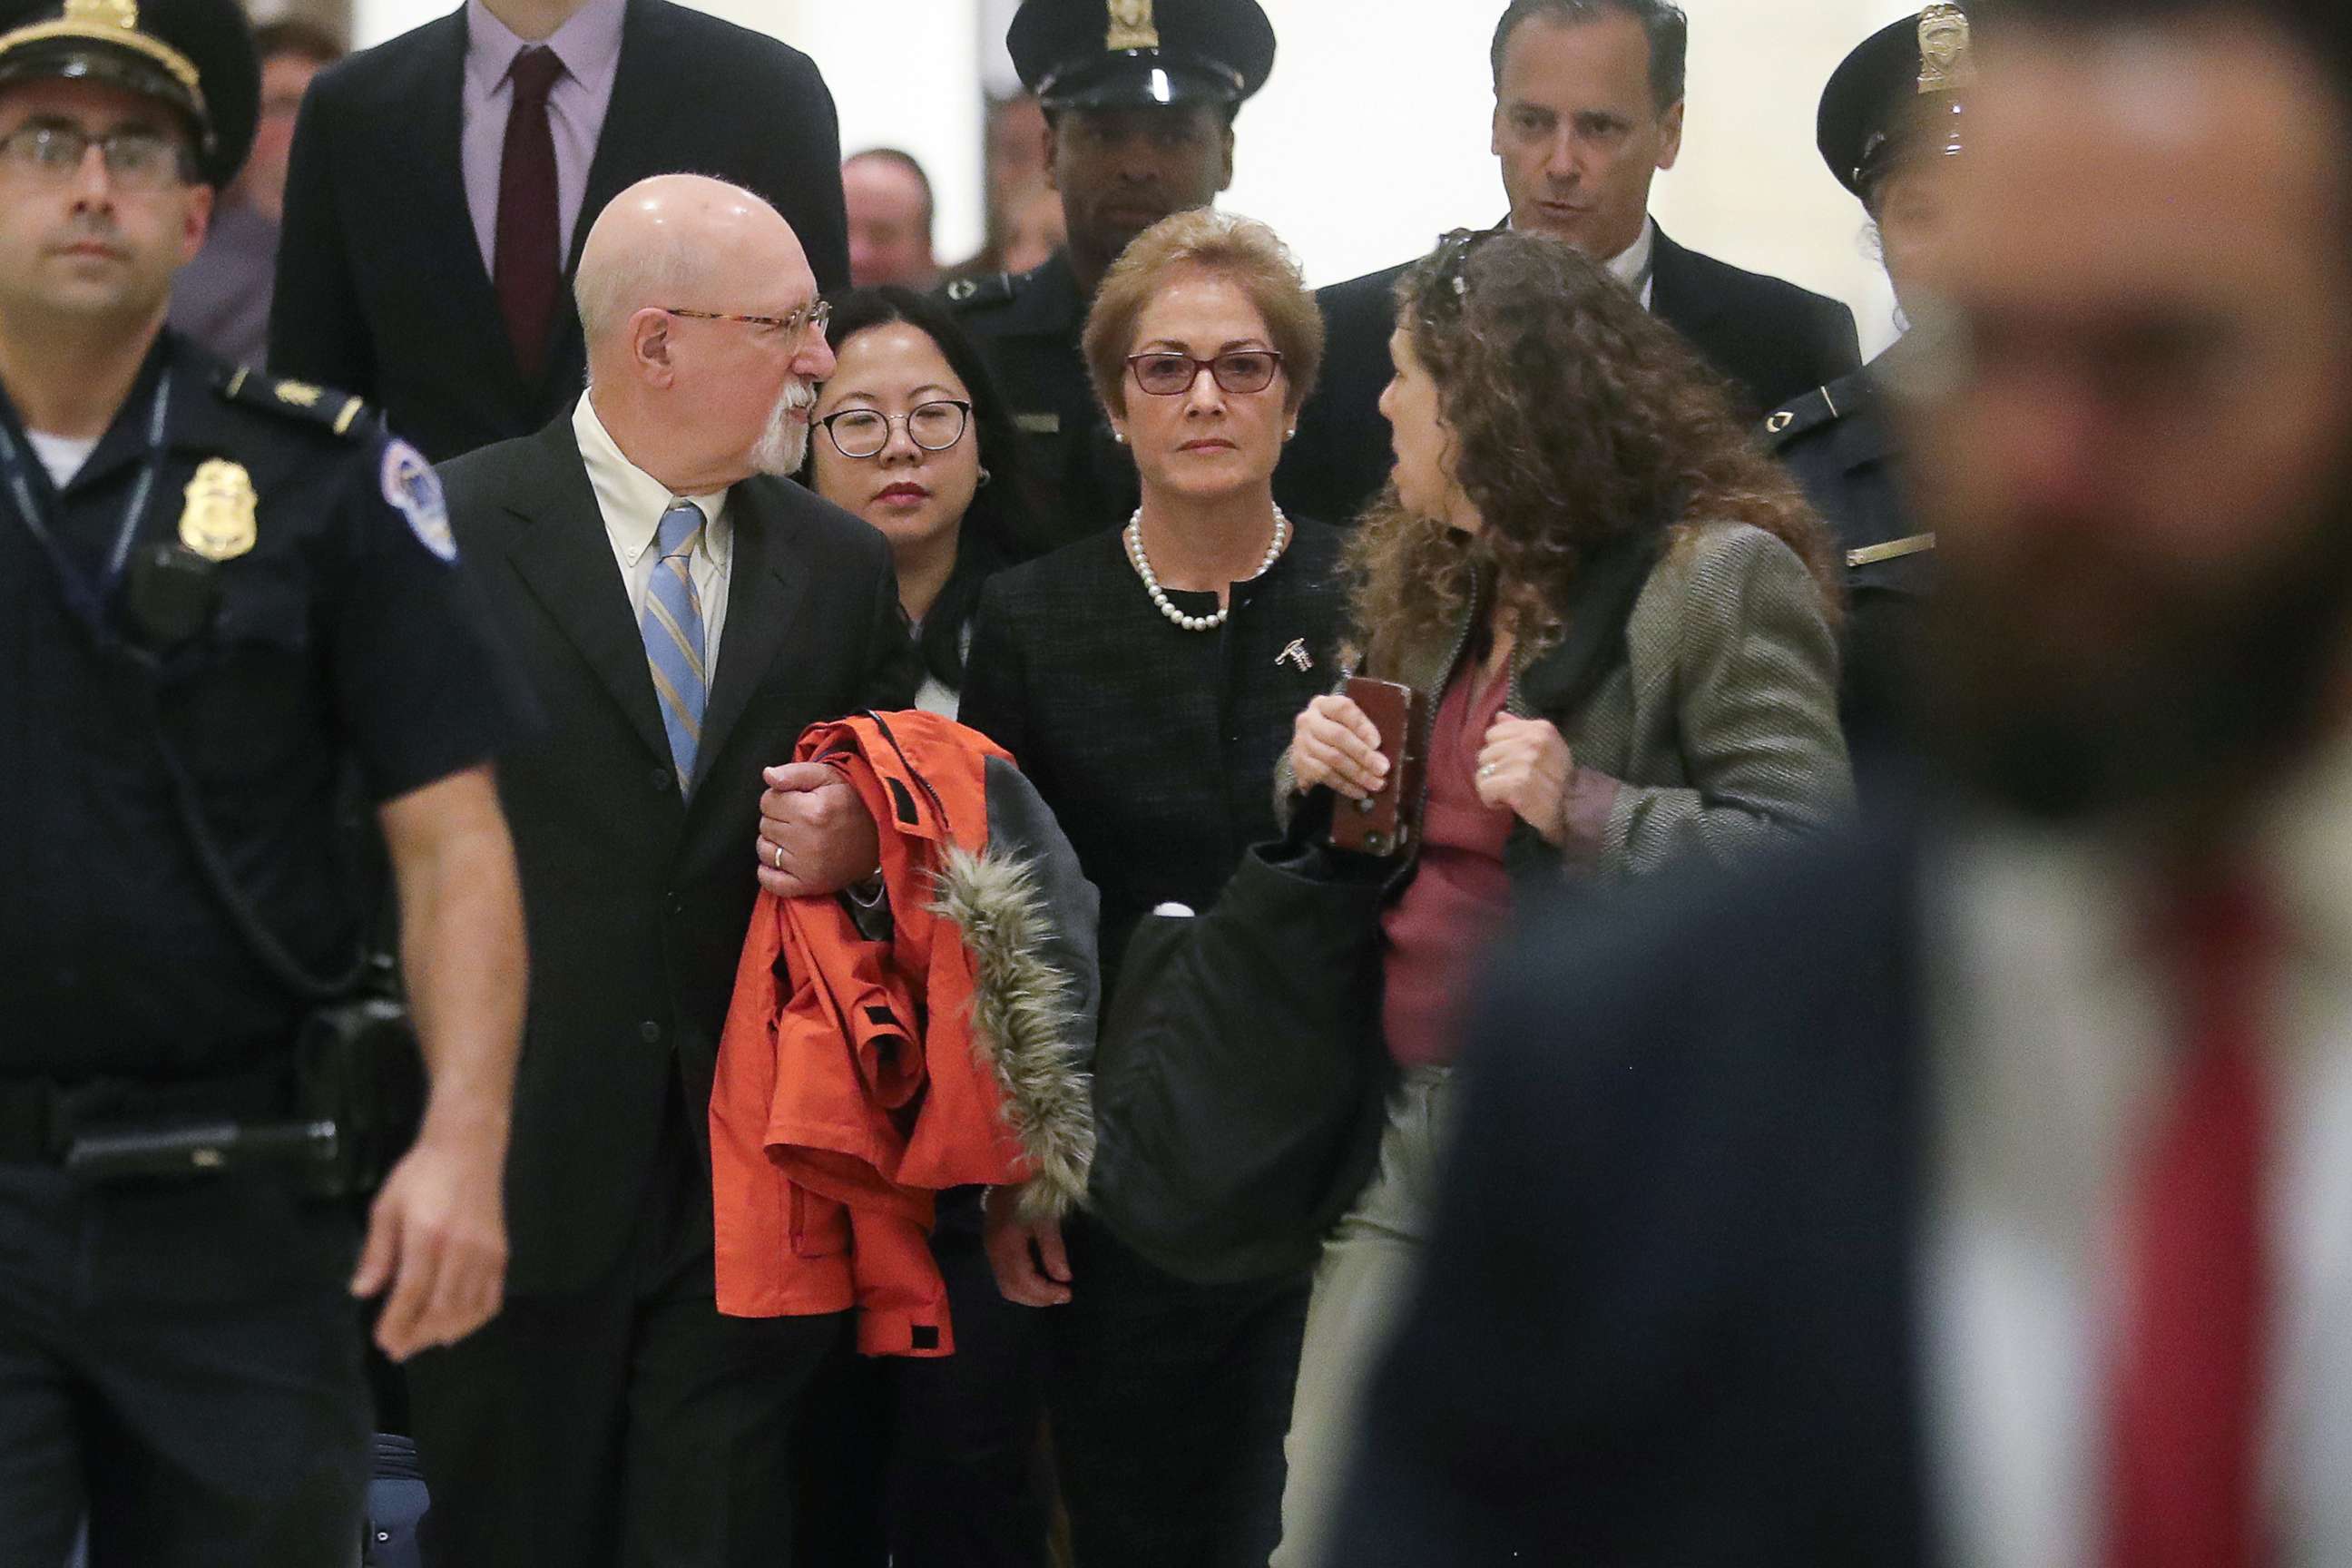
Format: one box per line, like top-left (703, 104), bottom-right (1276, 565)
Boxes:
top-left (381, 440), bottom-right (456, 563)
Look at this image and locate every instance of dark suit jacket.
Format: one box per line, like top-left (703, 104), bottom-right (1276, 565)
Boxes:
top-left (1277, 226), bottom-right (1863, 528)
top-left (1324, 815), bottom-right (1936, 1567)
top-left (441, 416), bottom-right (908, 1297)
top-left (272, 0), bottom-right (850, 462)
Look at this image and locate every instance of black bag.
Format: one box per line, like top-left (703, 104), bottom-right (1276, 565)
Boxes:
top-left (1087, 804), bottom-right (1397, 1285)
top-left (1084, 531), bottom-right (1665, 1286)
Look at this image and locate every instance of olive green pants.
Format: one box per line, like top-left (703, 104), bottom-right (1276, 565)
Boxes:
top-left (1270, 1066), bottom-right (1454, 1568)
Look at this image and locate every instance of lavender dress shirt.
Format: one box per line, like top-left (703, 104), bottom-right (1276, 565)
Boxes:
top-left (459, 0), bottom-right (627, 279)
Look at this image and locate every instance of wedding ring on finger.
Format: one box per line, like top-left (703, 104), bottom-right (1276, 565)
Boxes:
top-left (1477, 762), bottom-right (1497, 779)
top-left (772, 843), bottom-right (785, 872)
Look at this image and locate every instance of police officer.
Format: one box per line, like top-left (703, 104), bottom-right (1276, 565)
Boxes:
top-left (1763, 2), bottom-right (1971, 759)
top-left (946, 0), bottom-right (1275, 558)
top-left (0, 0), bottom-right (528, 1559)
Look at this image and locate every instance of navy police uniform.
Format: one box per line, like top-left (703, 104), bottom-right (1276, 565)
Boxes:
top-left (0, 0), bottom-right (519, 1560)
top-left (1763, 365), bottom-right (1930, 757)
top-left (946, 252), bottom-right (1132, 560)
top-left (1760, 5), bottom-right (1970, 758)
top-left (946, 0), bottom-right (1276, 558)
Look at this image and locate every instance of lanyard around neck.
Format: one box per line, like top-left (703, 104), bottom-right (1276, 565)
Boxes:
top-left (0, 369), bottom-right (174, 648)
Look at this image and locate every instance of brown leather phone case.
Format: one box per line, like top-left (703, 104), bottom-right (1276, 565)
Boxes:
top-left (1328, 676), bottom-right (1426, 858)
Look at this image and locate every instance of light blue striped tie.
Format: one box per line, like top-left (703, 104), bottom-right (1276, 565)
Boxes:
top-left (642, 500), bottom-right (707, 793)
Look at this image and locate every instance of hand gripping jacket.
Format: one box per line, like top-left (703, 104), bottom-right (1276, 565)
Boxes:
top-left (710, 710), bottom-right (1100, 1355)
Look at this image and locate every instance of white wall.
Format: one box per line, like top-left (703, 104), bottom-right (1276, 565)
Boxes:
top-left (352, 0), bottom-right (1923, 348)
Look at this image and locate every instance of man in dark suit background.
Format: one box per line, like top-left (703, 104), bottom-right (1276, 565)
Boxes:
top-left (1279, 0), bottom-right (1861, 526)
top-left (407, 174), bottom-right (906, 1568)
top-left (1326, 0), bottom-right (2352, 1563)
top-left (269, 0), bottom-right (850, 462)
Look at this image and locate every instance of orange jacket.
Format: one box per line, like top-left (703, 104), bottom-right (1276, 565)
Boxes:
top-left (710, 710), bottom-right (1097, 1356)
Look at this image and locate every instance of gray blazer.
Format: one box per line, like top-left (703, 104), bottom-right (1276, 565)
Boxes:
top-left (1289, 521), bottom-right (1853, 889)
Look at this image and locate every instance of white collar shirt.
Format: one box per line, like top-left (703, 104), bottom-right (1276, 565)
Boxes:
top-left (1923, 730), bottom-right (2352, 1568)
top-left (1605, 215), bottom-right (1658, 310)
top-left (573, 391), bottom-right (736, 681)
top-left (1503, 213), bottom-right (1656, 309)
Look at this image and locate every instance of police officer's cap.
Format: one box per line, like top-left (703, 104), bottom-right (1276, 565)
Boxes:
top-left (1818, 3), bottom-right (1973, 205)
top-left (1011, 0), bottom-right (1275, 114)
top-left (0, 0), bottom-right (259, 188)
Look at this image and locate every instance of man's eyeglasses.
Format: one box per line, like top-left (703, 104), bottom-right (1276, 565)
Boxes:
top-left (0, 122), bottom-right (190, 192)
top-left (817, 400), bottom-right (973, 459)
top-left (1125, 350), bottom-right (1285, 397)
top-left (662, 300), bottom-right (832, 342)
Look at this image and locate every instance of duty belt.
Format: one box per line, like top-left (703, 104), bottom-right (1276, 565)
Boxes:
top-left (0, 1065), bottom-right (295, 1167)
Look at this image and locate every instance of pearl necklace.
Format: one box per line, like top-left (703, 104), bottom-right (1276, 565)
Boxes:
top-left (1124, 507), bottom-right (1290, 632)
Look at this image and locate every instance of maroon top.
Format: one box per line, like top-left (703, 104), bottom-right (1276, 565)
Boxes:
top-left (1379, 668), bottom-right (1515, 1069)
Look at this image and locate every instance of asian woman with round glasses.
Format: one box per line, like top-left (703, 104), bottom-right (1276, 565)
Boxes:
top-left (789, 286), bottom-right (1066, 1568)
top-left (803, 286), bottom-right (1030, 717)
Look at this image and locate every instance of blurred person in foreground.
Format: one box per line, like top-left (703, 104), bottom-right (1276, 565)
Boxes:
top-left (407, 174), bottom-right (908, 1568)
top-left (1325, 1), bottom-right (2352, 1563)
top-left (844, 149), bottom-right (940, 289)
top-left (1279, 0), bottom-right (1861, 529)
top-left (0, 0), bottom-right (526, 1557)
top-left (948, 0), bottom-right (1275, 558)
top-left (168, 16), bottom-right (341, 365)
top-left (1271, 227), bottom-right (1853, 1567)
top-left (960, 209), bottom-right (1345, 1568)
top-left (796, 285), bottom-right (1047, 1565)
top-left (1763, 3), bottom-right (1974, 760)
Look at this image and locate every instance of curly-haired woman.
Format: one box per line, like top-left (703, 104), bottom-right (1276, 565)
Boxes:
top-left (1270, 230), bottom-right (1856, 1565)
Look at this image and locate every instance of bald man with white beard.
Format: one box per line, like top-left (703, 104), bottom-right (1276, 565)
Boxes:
top-left (407, 174), bottom-right (918, 1568)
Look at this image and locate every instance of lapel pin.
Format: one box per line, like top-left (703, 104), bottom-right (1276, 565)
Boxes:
top-left (1277, 639), bottom-right (1312, 672)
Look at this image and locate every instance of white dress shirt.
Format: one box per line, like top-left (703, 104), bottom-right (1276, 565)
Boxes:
top-left (1923, 730), bottom-right (2352, 1568)
top-left (459, 0), bottom-right (626, 278)
top-left (1605, 215), bottom-right (1658, 310)
top-left (1505, 213), bottom-right (1656, 308)
top-left (573, 393), bottom-right (735, 681)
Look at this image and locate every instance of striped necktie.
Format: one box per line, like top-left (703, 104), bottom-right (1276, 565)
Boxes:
top-left (643, 500), bottom-right (707, 793)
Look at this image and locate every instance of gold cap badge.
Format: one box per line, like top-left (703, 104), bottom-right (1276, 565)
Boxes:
top-left (180, 458), bottom-right (257, 563)
top-left (1917, 4), bottom-right (1975, 95)
top-left (1105, 0), bottom-right (1159, 53)
top-left (64, 0), bottom-right (138, 31)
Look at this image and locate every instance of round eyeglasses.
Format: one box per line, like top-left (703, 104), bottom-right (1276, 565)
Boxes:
top-left (817, 400), bottom-right (973, 459)
top-left (1125, 351), bottom-right (1285, 397)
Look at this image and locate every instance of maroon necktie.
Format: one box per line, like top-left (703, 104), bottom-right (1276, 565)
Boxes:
top-left (2104, 872), bottom-right (2275, 1568)
top-left (494, 45), bottom-right (564, 384)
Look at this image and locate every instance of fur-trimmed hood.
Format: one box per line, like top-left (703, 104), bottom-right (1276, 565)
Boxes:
top-left (710, 710), bottom-right (1098, 1357)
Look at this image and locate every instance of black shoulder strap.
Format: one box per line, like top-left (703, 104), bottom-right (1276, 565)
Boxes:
top-left (1530, 529), bottom-right (1666, 719)
top-left (217, 367), bottom-right (375, 441)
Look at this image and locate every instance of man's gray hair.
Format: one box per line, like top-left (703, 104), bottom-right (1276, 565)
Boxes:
top-left (1490, 0), bottom-right (1690, 113)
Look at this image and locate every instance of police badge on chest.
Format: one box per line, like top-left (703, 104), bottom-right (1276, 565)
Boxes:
top-left (122, 456), bottom-right (256, 650)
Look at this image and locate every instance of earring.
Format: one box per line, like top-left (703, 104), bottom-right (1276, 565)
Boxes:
top-left (1112, 431), bottom-right (1128, 446)
top-left (975, 467), bottom-right (993, 487)
top-left (1284, 427), bottom-right (1298, 441)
